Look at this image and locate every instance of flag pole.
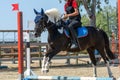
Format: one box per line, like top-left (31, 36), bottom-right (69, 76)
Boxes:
top-left (12, 3), bottom-right (24, 80)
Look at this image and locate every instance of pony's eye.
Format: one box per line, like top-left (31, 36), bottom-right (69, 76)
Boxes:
top-left (34, 19), bottom-right (39, 23)
top-left (41, 17), bottom-right (45, 21)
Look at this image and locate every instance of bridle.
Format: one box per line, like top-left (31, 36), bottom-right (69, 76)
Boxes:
top-left (35, 13), bottom-right (64, 33)
top-left (40, 19), bottom-right (46, 32)
top-left (39, 17), bottom-right (57, 30)
top-left (35, 14), bottom-right (48, 32)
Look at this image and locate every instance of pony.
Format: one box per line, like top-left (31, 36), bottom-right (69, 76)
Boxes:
top-left (33, 8), bottom-right (115, 77)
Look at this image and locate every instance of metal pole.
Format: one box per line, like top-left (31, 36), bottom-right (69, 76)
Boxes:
top-left (0, 47), bottom-right (1, 66)
top-left (14, 32), bottom-right (16, 43)
top-left (39, 45), bottom-right (42, 68)
top-left (107, 12), bottom-right (110, 34)
top-left (2, 32), bottom-right (4, 43)
top-left (17, 11), bottom-right (24, 80)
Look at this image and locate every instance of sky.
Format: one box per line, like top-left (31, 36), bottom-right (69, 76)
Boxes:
top-left (0, 0), bottom-right (117, 42)
top-left (0, 0), bottom-right (65, 30)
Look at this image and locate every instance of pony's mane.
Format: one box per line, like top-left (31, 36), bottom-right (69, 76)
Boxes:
top-left (45, 8), bottom-right (61, 23)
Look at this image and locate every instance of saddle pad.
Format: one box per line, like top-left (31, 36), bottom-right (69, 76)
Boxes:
top-left (64, 27), bottom-right (88, 38)
top-left (77, 27), bottom-right (88, 38)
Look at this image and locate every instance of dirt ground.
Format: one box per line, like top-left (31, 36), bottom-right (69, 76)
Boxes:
top-left (0, 58), bottom-right (120, 80)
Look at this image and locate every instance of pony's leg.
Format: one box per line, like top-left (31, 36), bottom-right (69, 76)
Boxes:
top-left (41, 54), bottom-right (51, 73)
top-left (106, 61), bottom-right (113, 77)
top-left (87, 48), bottom-right (97, 77)
top-left (41, 55), bottom-right (51, 73)
top-left (41, 56), bottom-right (48, 73)
top-left (92, 64), bottom-right (97, 77)
top-left (42, 49), bottom-right (60, 73)
top-left (44, 57), bottom-right (50, 73)
top-left (97, 49), bottom-right (113, 77)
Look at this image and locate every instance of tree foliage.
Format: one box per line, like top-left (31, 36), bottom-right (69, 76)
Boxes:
top-left (81, 5), bottom-right (117, 36)
top-left (96, 5), bottom-right (117, 36)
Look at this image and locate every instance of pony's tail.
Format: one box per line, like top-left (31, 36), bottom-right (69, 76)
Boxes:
top-left (100, 29), bottom-right (115, 60)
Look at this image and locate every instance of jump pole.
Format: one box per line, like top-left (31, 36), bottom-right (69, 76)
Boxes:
top-left (24, 30), bottom-right (35, 77)
top-left (24, 76), bottom-right (113, 80)
top-left (118, 0), bottom-right (120, 71)
top-left (17, 11), bottom-right (24, 80)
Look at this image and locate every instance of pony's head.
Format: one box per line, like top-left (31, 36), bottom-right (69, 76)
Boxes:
top-left (34, 8), bottom-right (61, 37)
top-left (34, 8), bottom-right (48, 37)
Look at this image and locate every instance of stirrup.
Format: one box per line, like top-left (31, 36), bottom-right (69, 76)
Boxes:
top-left (70, 43), bottom-right (78, 49)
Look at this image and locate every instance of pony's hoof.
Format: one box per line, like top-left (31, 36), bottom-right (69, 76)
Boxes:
top-left (42, 70), bottom-right (49, 74)
top-left (112, 76), bottom-right (116, 80)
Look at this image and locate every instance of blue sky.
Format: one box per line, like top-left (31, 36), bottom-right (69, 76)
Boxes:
top-left (0, 0), bottom-right (64, 30)
top-left (0, 0), bottom-right (117, 42)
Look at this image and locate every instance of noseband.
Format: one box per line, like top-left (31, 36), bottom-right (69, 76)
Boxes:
top-left (41, 20), bottom-right (46, 32)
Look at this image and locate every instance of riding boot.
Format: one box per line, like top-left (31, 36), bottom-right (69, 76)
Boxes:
top-left (69, 27), bottom-right (78, 49)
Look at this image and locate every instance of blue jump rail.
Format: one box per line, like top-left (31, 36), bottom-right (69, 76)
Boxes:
top-left (23, 75), bottom-right (114, 80)
top-left (0, 66), bottom-right (8, 69)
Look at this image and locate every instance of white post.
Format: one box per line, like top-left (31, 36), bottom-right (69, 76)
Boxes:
top-left (24, 30), bottom-right (36, 77)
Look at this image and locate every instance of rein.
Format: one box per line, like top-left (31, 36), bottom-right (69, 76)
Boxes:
top-left (45, 20), bottom-right (58, 30)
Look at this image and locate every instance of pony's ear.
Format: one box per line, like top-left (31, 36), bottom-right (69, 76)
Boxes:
top-left (34, 9), bottom-right (38, 14)
top-left (41, 8), bottom-right (44, 15)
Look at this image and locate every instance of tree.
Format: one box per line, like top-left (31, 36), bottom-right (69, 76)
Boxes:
top-left (81, 14), bottom-right (89, 26)
top-left (59, 0), bottom-right (109, 27)
top-left (81, 5), bottom-right (117, 37)
top-left (96, 5), bottom-right (117, 36)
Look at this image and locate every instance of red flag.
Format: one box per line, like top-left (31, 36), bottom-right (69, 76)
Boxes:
top-left (12, 3), bottom-right (19, 11)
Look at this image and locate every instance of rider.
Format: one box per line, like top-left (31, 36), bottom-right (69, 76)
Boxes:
top-left (63, 0), bottom-right (82, 49)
